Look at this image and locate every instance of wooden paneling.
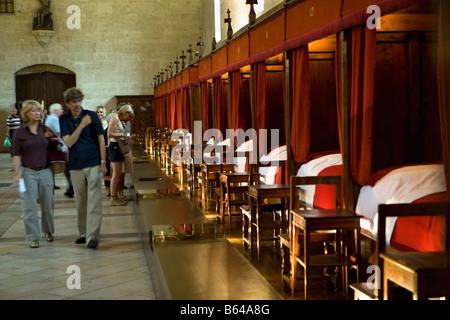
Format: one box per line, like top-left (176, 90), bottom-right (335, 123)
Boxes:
top-left (181, 66), bottom-right (199, 85)
top-left (228, 34), bottom-right (250, 66)
top-left (309, 58), bottom-right (339, 154)
top-left (286, 0), bottom-right (341, 41)
top-left (249, 12), bottom-right (285, 56)
top-left (175, 73), bottom-right (182, 88)
top-left (371, 31), bottom-right (441, 173)
top-left (211, 47), bottom-right (228, 74)
top-left (116, 95), bottom-right (155, 136)
top-left (198, 56), bottom-right (212, 79)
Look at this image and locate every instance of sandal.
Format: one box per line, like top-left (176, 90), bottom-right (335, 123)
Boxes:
top-left (30, 240), bottom-right (39, 248)
top-left (45, 232), bottom-right (54, 242)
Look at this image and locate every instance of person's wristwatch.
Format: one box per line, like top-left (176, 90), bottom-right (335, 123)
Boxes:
top-left (101, 160), bottom-right (106, 164)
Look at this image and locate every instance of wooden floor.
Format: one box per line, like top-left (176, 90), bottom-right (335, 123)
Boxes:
top-left (152, 152), bottom-right (374, 300)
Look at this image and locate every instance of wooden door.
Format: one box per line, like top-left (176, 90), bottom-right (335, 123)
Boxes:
top-left (15, 71), bottom-right (76, 111)
top-left (115, 95), bottom-right (155, 137)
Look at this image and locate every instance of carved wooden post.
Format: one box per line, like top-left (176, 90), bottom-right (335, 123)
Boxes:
top-left (188, 44), bottom-right (193, 65)
top-left (174, 57), bottom-right (180, 73)
top-left (225, 9), bottom-right (233, 41)
top-left (180, 51), bottom-right (186, 69)
top-left (197, 37), bottom-right (204, 59)
top-left (169, 63), bottom-right (174, 77)
top-left (246, 0), bottom-right (258, 26)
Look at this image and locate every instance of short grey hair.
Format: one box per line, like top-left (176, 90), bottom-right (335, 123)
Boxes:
top-left (49, 103), bottom-right (63, 113)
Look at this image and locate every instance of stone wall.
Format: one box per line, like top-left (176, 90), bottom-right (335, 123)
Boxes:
top-left (0, 0), bottom-right (284, 152)
top-left (0, 0), bottom-right (204, 151)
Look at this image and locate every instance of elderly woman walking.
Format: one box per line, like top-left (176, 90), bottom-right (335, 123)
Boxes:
top-left (12, 100), bottom-right (56, 248)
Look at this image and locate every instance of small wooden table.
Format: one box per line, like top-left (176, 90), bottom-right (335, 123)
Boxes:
top-left (290, 208), bottom-right (361, 300)
top-left (380, 251), bottom-right (450, 300)
top-left (246, 184), bottom-right (290, 259)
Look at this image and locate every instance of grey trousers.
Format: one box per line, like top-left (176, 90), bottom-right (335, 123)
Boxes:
top-left (21, 167), bottom-right (54, 241)
top-left (70, 166), bottom-right (102, 243)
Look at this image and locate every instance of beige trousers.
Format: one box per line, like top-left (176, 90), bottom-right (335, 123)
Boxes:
top-left (70, 166), bottom-right (102, 243)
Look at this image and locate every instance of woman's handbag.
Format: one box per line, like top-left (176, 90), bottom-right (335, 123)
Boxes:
top-left (47, 137), bottom-right (66, 174)
top-left (4, 136), bottom-right (11, 148)
top-left (117, 137), bottom-right (131, 154)
top-left (44, 126), bottom-right (66, 174)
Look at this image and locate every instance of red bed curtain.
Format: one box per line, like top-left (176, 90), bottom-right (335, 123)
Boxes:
top-left (335, 34), bottom-right (343, 152)
top-left (254, 61), bottom-right (266, 133)
top-left (183, 88), bottom-right (191, 132)
top-left (438, 0), bottom-right (450, 199)
top-left (176, 90), bottom-right (183, 129)
top-left (214, 77), bottom-right (228, 134)
top-left (163, 96), bottom-right (168, 128)
top-left (231, 71), bottom-right (242, 130)
top-left (160, 96), bottom-right (167, 128)
top-left (254, 61), bottom-right (267, 155)
top-left (290, 46), bottom-right (310, 164)
top-left (201, 81), bottom-right (210, 134)
top-left (154, 97), bottom-right (160, 127)
top-left (170, 92), bottom-right (176, 131)
top-left (350, 25), bottom-right (376, 186)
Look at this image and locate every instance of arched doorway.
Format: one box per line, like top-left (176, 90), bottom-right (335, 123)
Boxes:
top-left (15, 64), bottom-right (76, 110)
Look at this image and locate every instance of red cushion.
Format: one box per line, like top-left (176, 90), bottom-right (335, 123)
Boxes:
top-left (313, 165), bottom-right (343, 209)
top-left (390, 192), bottom-right (446, 252)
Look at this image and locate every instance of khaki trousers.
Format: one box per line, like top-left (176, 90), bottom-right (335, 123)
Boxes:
top-left (70, 166), bottom-right (102, 243)
top-left (21, 167), bottom-right (54, 241)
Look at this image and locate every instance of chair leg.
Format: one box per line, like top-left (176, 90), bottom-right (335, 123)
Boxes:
top-left (227, 198), bottom-right (232, 228)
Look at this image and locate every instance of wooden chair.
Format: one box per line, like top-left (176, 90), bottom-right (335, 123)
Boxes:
top-left (280, 175), bottom-right (341, 287)
top-left (377, 201), bottom-right (450, 300)
top-left (241, 160), bottom-right (288, 254)
top-left (219, 171), bottom-right (260, 226)
top-left (199, 144), bottom-right (235, 208)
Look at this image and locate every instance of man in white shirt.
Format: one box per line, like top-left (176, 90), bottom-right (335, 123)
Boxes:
top-left (45, 103), bottom-right (73, 197)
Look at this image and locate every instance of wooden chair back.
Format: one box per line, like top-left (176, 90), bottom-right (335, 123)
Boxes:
top-left (377, 201), bottom-right (450, 299)
top-left (289, 175), bottom-right (342, 212)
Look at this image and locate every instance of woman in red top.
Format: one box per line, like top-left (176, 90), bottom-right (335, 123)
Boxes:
top-left (12, 100), bottom-right (56, 248)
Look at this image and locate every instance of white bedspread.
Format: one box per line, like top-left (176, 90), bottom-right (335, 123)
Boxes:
top-left (355, 164), bottom-right (446, 243)
top-left (259, 145), bottom-right (287, 184)
top-left (296, 153), bottom-right (343, 208)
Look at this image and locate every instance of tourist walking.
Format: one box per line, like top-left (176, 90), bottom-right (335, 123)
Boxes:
top-left (12, 100), bottom-right (56, 248)
top-left (59, 87), bottom-right (107, 249)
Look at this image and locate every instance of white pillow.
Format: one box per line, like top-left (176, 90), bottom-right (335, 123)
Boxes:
top-left (355, 164), bottom-right (446, 243)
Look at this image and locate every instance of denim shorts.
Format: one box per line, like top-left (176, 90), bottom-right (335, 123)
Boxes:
top-left (108, 142), bottom-right (125, 162)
